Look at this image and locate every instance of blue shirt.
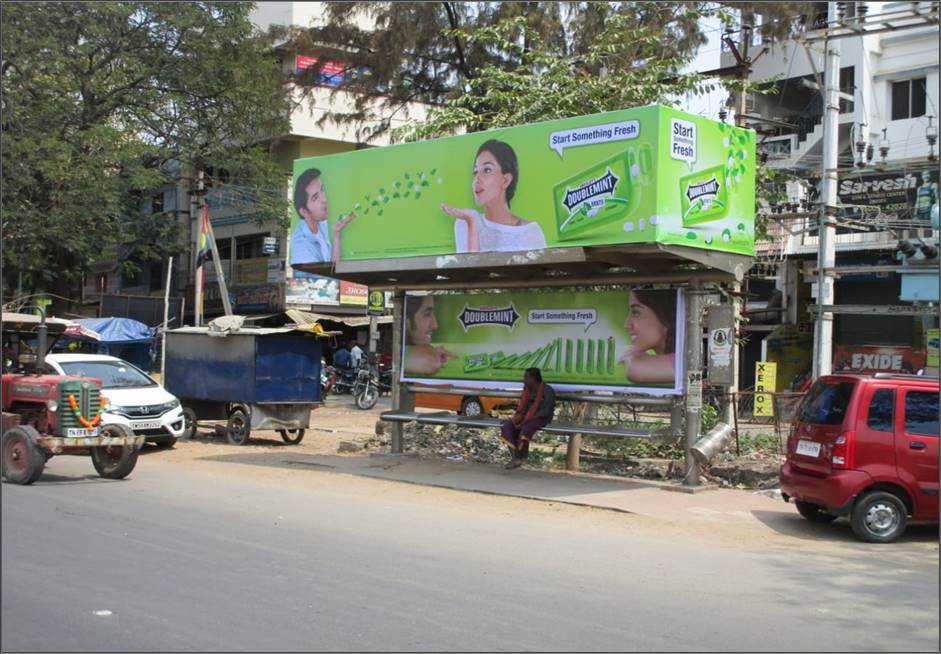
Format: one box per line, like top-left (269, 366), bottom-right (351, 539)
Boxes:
top-left (290, 219), bottom-right (332, 264)
top-left (333, 348), bottom-right (352, 369)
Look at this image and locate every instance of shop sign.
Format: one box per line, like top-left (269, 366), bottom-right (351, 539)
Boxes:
top-left (833, 345), bottom-right (926, 374)
top-left (285, 275), bottom-right (339, 307)
top-left (339, 280), bottom-right (368, 306)
top-left (754, 361), bottom-right (776, 417)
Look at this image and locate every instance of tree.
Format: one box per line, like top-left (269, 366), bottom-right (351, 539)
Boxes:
top-left (1, 2), bottom-right (291, 311)
top-left (274, 1), bottom-right (710, 141)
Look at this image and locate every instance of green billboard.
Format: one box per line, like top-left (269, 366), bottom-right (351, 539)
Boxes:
top-left (290, 104), bottom-right (755, 266)
top-left (401, 288), bottom-right (685, 395)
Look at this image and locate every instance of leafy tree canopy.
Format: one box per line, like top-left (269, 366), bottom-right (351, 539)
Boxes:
top-left (2, 2), bottom-right (291, 308)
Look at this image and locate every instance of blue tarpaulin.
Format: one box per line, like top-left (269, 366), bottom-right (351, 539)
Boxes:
top-left (71, 317), bottom-right (156, 372)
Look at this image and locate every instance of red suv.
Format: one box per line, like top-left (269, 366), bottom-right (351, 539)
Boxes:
top-left (780, 373), bottom-right (939, 543)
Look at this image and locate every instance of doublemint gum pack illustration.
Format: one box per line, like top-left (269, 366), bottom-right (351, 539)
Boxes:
top-left (680, 165), bottom-right (729, 226)
top-left (554, 150), bottom-right (635, 241)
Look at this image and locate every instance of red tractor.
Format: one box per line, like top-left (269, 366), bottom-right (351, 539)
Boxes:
top-left (2, 312), bottom-right (144, 485)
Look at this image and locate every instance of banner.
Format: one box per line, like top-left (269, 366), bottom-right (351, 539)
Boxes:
top-left (285, 275), bottom-right (339, 306)
top-left (340, 280), bottom-right (368, 306)
top-left (833, 344), bottom-right (926, 374)
top-left (838, 169), bottom-right (939, 223)
top-left (400, 288), bottom-right (685, 394)
top-left (754, 361), bottom-right (777, 417)
top-left (290, 105), bottom-right (754, 267)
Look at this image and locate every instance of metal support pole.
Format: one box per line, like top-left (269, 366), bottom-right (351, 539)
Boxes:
top-left (813, 6), bottom-right (840, 380)
top-left (161, 256), bottom-right (173, 378)
top-left (670, 395), bottom-right (684, 441)
top-left (726, 281), bottom-right (741, 426)
top-left (684, 282), bottom-right (704, 486)
top-left (368, 315), bottom-right (379, 355)
top-left (389, 291), bottom-right (412, 454)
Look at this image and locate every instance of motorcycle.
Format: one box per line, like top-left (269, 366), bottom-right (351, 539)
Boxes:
top-left (324, 364), bottom-right (359, 396)
top-left (353, 362), bottom-right (394, 410)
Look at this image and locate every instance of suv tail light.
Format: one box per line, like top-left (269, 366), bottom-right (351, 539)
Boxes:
top-left (832, 430), bottom-right (855, 469)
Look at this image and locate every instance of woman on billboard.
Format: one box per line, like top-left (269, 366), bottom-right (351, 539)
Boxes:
top-left (440, 139), bottom-right (547, 254)
top-left (618, 289), bottom-right (677, 384)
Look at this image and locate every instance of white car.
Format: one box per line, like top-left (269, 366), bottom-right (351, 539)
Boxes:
top-left (44, 353), bottom-right (185, 447)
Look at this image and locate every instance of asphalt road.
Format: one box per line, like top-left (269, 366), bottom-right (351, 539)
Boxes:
top-left (2, 452), bottom-right (938, 652)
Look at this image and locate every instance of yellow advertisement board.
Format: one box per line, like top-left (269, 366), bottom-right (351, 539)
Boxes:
top-left (754, 361), bottom-right (777, 417)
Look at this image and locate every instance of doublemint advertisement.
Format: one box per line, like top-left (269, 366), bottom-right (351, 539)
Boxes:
top-left (290, 104), bottom-right (755, 267)
top-left (401, 288), bottom-right (685, 395)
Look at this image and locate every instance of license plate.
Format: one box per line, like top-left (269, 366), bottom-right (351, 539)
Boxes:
top-left (67, 428), bottom-right (99, 437)
top-left (131, 421), bottom-right (162, 430)
top-left (796, 439), bottom-right (821, 458)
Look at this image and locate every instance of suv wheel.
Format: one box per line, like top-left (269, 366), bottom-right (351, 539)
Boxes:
top-left (851, 491), bottom-right (908, 543)
top-left (795, 501), bottom-right (838, 524)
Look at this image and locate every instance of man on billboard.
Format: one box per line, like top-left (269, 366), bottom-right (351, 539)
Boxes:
top-left (914, 170), bottom-right (939, 222)
top-left (290, 168), bottom-right (357, 265)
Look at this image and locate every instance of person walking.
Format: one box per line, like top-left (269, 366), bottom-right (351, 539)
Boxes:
top-left (500, 367), bottom-right (556, 469)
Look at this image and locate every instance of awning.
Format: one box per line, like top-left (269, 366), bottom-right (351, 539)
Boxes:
top-left (285, 309), bottom-right (393, 328)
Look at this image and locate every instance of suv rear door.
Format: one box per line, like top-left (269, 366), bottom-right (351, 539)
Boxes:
top-left (895, 386), bottom-right (939, 519)
top-left (789, 377), bottom-right (857, 475)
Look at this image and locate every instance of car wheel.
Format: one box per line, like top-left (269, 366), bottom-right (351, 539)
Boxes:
top-left (1, 425), bottom-right (45, 485)
top-left (91, 424), bottom-right (140, 480)
top-left (850, 491), bottom-right (908, 543)
top-left (226, 408), bottom-right (251, 446)
top-left (795, 501), bottom-right (838, 523)
top-left (181, 408), bottom-right (197, 439)
top-left (461, 397), bottom-right (484, 417)
top-left (279, 429), bottom-right (305, 444)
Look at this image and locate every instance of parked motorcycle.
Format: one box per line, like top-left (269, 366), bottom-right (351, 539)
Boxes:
top-left (353, 361), bottom-right (394, 410)
top-left (324, 365), bottom-right (359, 396)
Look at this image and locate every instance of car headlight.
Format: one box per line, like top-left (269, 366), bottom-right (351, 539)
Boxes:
top-left (168, 398), bottom-right (180, 410)
top-left (46, 399), bottom-right (58, 412)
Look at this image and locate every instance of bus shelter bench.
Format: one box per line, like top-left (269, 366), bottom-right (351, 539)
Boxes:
top-left (379, 410), bottom-right (652, 440)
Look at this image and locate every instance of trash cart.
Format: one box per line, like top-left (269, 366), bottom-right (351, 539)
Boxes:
top-left (164, 325), bottom-right (326, 445)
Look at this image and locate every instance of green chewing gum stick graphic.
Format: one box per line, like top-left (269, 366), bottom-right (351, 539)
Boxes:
top-left (596, 338), bottom-right (605, 374)
top-left (554, 150), bottom-right (634, 241)
top-left (586, 339), bottom-right (595, 374)
top-left (463, 353), bottom-right (489, 373)
top-left (555, 338), bottom-right (562, 371)
top-left (489, 351), bottom-right (506, 367)
top-left (565, 339), bottom-right (573, 372)
top-left (576, 339), bottom-right (584, 373)
top-left (681, 165), bottom-right (728, 226)
top-left (606, 336), bottom-right (616, 374)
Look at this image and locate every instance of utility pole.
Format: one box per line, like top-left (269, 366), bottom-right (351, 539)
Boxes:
top-left (812, 2), bottom-right (841, 379)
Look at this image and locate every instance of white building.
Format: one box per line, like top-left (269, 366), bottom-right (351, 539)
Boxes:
top-left (721, 1), bottom-right (940, 386)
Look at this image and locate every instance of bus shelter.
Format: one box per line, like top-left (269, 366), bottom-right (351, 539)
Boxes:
top-left (292, 105), bottom-right (756, 486)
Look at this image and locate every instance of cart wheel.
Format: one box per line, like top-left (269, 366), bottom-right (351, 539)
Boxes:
top-left (181, 408), bottom-right (198, 439)
top-left (2, 425), bottom-right (45, 485)
top-left (91, 424), bottom-right (140, 480)
top-left (279, 429), bottom-right (305, 444)
top-left (226, 408), bottom-right (251, 446)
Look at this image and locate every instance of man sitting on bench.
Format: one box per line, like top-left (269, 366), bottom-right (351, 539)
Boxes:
top-left (500, 367), bottom-right (556, 469)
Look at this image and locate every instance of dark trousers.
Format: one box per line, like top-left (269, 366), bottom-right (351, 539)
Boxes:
top-left (500, 417), bottom-right (550, 459)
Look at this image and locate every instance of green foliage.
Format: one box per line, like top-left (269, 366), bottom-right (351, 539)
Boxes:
top-left (276, 1), bottom-right (711, 142)
top-left (1, 2), bottom-right (291, 306)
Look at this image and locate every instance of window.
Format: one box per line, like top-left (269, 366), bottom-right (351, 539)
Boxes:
top-left (839, 66), bottom-right (855, 114)
top-left (904, 391), bottom-right (939, 436)
top-left (151, 192), bottom-right (164, 214)
top-left (799, 381), bottom-right (856, 425)
top-left (891, 78), bottom-right (927, 121)
top-left (867, 389), bottom-right (895, 432)
top-left (215, 238), bottom-right (231, 261)
top-left (236, 234), bottom-right (268, 260)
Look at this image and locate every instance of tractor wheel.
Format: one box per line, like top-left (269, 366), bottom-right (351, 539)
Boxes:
top-left (226, 408), bottom-right (251, 445)
top-left (1, 425), bottom-right (46, 485)
top-left (91, 424), bottom-right (140, 480)
top-left (181, 408), bottom-right (198, 440)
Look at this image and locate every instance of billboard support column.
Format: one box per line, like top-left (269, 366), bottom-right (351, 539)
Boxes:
top-left (684, 282), bottom-right (705, 486)
top-left (390, 291), bottom-right (413, 454)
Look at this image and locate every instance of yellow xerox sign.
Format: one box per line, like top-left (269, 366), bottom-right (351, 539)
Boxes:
top-left (754, 361), bottom-right (777, 417)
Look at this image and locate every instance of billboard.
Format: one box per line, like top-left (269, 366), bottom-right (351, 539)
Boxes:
top-left (838, 169), bottom-right (939, 222)
top-left (290, 105), bottom-right (755, 267)
top-left (400, 288), bottom-right (685, 395)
